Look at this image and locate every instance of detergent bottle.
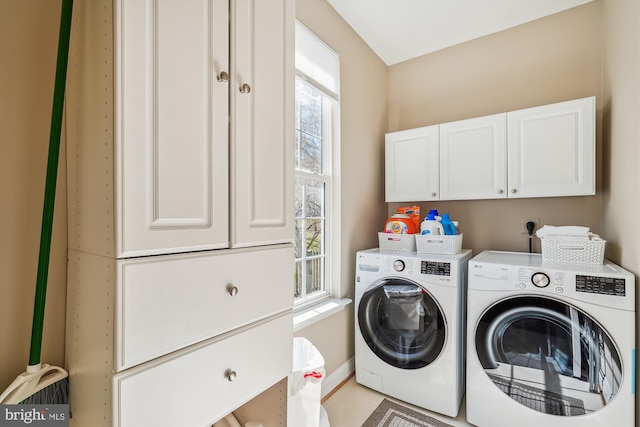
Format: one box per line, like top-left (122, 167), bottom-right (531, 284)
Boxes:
top-left (385, 214), bottom-right (417, 234)
top-left (441, 213), bottom-right (457, 235)
top-left (420, 213), bottom-right (444, 235)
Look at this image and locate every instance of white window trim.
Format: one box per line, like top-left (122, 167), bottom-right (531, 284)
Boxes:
top-left (293, 22), bottom-right (349, 326)
top-left (293, 298), bottom-right (351, 332)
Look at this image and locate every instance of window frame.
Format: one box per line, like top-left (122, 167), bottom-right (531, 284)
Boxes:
top-left (293, 22), bottom-right (341, 310)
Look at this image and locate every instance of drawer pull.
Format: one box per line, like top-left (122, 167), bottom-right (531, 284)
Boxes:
top-left (225, 369), bottom-right (237, 382)
top-left (227, 285), bottom-right (239, 296)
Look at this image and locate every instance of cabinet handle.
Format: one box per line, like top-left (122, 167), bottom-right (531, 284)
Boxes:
top-left (225, 369), bottom-right (237, 382)
top-left (431, 192), bottom-right (437, 198)
top-left (227, 285), bottom-right (238, 296)
top-left (498, 189), bottom-right (504, 194)
top-left (511, 188), bottom-right (517, 194)
top-left (216, 71), bottom-right (229, 82)
top-left (239, 83), bottom-right (251, 94)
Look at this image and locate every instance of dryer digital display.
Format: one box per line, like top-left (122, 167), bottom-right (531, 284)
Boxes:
top-left (576, 275), bottom-right (626, 296)
top-left (421, 261), bottom-right (451, 276)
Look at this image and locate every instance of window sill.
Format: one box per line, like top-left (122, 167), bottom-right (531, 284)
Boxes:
top-left (293, 298), bottom-right (352, 332)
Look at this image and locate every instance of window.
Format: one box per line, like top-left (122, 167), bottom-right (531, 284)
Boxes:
top-left (294, 23), bottom-right (340, 307)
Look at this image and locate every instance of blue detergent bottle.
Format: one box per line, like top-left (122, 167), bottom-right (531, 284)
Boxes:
top-left (441, 214), bottom-right (457, 235)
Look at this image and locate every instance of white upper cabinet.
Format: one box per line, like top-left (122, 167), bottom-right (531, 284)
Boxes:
top-left (507, 96), bottom-right (595, 198)
top-left (94, 0), bottom-right (293, 258)
top-left (385, 97), bottom-right (595, 202)
top-left (230, 0), bottom-right (294, 247)
top-left (385, 125), bottom-right (439, 202)
top-left (439, 114), bottom-right (507, 200)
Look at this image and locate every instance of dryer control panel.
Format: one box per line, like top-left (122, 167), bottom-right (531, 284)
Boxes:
top-left (468, 250), bottom-right (635, 310)
top-left (576, 274), bottom-right (626, 296)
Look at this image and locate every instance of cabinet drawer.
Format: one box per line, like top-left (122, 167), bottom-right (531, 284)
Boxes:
top-left (116, 245), bottom-right (293, 370)
top-left (114, 313), bottom-right (292, 427)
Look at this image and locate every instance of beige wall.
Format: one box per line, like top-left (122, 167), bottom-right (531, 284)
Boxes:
top-left (0, 0), bottom-right (68, 390)
top-left (294, 0), bottom-right (389, 375)
top-left (601, 0), bottom-right (640, 272)
top-left (601, 0), bottom-right (640, 410)
top-left (387, 1), bottom-right (604, 256)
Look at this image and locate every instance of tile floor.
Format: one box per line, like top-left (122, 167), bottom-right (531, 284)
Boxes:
top-left (323, 375), bottom-right (473, 427)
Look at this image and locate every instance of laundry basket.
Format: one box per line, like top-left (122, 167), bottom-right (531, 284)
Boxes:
top-left (541, 238), bottom-right (606, 264)
top-left (378, 232), bottom-right (417, 252)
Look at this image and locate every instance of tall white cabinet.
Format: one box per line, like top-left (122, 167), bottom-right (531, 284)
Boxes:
top-left (65, 1), bottom-right (294, 426)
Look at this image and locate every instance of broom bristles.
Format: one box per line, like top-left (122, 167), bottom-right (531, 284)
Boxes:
top-left (21, 377), bottom-right (69, 405)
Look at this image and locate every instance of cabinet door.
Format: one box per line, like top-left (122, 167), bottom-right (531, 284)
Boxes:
top-left (231, 0), bottom-right (295, 247)
top-left (118, 0), bottom-right (230, 258)
top-left (440, 114), bottom-right (507, 200)
top-left (507, 96), bottom-right (595, 198)
top-left (385, 125), bottom-right (440, 202)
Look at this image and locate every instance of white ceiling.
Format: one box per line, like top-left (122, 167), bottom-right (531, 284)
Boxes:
top-left (326, 0), bottom-right (593, 66)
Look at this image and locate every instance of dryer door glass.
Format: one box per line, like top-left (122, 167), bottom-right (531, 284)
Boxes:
top-left (358, 279), bottom-right (445, 369)
top-left (475, 296), bottom-right (622, 417)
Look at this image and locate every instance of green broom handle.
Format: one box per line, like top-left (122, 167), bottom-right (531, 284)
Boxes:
top-left (29, 0), bottom-right (74, 367)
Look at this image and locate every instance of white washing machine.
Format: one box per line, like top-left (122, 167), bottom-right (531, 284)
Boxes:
top-left (466, 250), bottom-right (635, 427)
top-left (355, 248), bottom-right (472, 417)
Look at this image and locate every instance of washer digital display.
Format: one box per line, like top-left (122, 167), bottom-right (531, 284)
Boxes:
top-left (576, 274), bottom-right (626, 296)
top-left (421, 261), bottom-right (451, 276)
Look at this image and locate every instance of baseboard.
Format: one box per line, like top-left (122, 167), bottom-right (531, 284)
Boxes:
top-left (321, 357), bottom-right (354, 399)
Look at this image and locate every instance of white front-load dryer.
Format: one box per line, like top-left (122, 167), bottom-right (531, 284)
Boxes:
top-left (355, 248), bottom-right (472, 417)
top-left (466, 250), bottom-right (635, 427)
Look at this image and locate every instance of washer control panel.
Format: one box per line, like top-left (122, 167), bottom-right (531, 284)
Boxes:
top-left (421, 261), bottom-right (451, 276)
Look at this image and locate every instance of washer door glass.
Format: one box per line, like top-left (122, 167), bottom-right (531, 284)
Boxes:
top-left (358, 278), bottom-right (445, 369)
top-left (475, 296), bottom-right (622, 417)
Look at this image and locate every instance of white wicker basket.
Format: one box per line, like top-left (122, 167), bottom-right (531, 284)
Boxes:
top-left (416, 233), bottom-right (463, 255)
top-left (378, 232), bottom-right (417, 252)
top-left (541, 238), bottom-right (605, 264)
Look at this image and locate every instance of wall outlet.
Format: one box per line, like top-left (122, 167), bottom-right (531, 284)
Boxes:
top-left (522, 218), bottom-right (539, 234)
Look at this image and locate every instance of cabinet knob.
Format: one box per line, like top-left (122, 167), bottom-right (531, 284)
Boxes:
top-left (239, 83), bottom-right (251, 94)
top-left (498, 189), bottom-right (504, 194)
top-left (225, 369), bottom-right (237, 382)
top-left (511, 188), bottom-right (517, 194)
top-left (216, 71), bottom-right (229, 82)
top-left (227, 285), bottom-right (238, 296)
top-left (431, 193), bottom-right (436, 197)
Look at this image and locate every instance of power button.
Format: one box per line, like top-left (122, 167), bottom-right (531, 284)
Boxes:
top-left (531, 272), bottom-right (550, 288)
top-left (393, 260), bottom-right (405, 272)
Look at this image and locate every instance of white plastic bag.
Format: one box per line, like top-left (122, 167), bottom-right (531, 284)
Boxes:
top-left (288, 338), bottom-right (327, 427)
